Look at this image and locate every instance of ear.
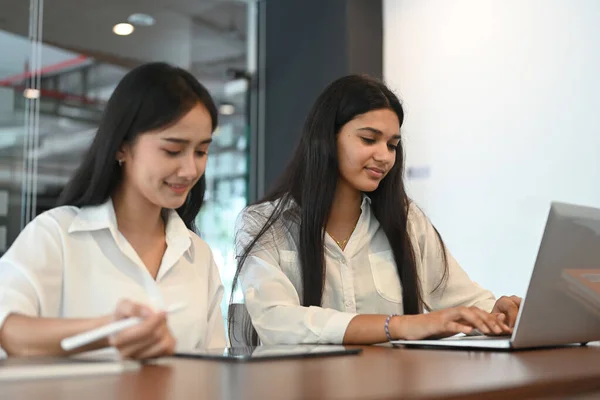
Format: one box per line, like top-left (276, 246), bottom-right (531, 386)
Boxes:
top-left (116, 142), bottom-right (131, 162)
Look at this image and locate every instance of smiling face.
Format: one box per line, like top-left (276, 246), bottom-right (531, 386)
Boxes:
top-left (117, 103), bottom-right (213, 210)
top-left (336, 108), bottom-right (401, 193)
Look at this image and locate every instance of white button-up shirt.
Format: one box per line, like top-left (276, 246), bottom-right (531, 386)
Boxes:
top-left (0, 199), bottom-right (226, 357)
top-left (237, 196), bottom-right (496, 345)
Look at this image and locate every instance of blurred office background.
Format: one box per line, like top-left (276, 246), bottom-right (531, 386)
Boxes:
top-left (2, 0), bottom-right (600, 321)
top-left (0, 0), bottom-right (255, 319)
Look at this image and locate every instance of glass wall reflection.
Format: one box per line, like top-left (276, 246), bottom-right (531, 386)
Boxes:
top-left (0, 0), bottom-right (253, 320)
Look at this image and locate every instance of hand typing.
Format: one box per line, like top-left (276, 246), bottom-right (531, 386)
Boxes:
top-left (390, 306), bottom-right (513, 340)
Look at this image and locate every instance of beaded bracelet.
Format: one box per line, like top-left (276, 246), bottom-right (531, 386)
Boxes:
top-left (384, 314), bottom-right (399, 341)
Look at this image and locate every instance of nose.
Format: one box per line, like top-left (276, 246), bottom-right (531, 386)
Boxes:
top-left (178, 152), bottom-right (199, 180)
top-left (372, 141), bottom-right (394, 165)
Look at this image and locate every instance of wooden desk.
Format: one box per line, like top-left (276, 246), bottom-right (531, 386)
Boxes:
top-left (2, 344), bottom-right (600, 400)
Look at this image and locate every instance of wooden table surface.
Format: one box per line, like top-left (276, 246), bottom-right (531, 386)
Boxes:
top-left (2, 344), bottom-right (600, 400)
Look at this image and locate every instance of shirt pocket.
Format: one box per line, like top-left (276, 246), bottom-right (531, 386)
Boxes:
top-left (368, 250), bottom-right (403, 304)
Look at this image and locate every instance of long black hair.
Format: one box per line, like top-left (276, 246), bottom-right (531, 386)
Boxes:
top-left (58, 62), bottom-right (218, 231)
top-left (229, 74), bottom-right (449, 345)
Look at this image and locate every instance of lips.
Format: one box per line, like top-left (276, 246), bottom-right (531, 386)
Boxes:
top-left (365, 167), bottom-right (385, 179)
top-left (166, 182), bottom-right (190, 195)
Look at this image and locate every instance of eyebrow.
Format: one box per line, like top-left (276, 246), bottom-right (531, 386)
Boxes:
top-left (358, 127), bottom-right (401, 140)
top-left (162, 137), bottom-right (213, 145)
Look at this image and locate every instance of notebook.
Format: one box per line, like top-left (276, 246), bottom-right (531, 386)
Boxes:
top-left (0, 349), bottom-right (140, 381)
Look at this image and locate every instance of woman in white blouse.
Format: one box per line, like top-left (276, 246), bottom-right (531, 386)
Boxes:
top-left (0, 63), bottom-right (226, 358)
top-left (231, 75), bottom-right (521, 345)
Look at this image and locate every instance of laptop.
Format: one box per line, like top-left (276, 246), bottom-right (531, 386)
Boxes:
top-left (392, 202), bottom-right (600, 350)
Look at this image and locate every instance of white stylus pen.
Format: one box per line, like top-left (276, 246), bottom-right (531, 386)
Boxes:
top-left (60, 302), bottom-right (187, 351)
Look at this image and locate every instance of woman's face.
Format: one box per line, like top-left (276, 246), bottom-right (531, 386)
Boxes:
top-left (118, 103), bottom-right (213, 210)
top-left (336, 108), bottom-right (400, 193)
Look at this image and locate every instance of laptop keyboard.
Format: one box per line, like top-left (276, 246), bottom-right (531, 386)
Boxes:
top-left (444, 333), bottom-right (512, 341)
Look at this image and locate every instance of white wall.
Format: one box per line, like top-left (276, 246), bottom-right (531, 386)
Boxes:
top-left (384, 0), bottom-right (600, 297)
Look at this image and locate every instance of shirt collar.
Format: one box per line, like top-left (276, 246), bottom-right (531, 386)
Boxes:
top-left (163, 208), bottom-right (193, 251)
top-left (283, 192), bottom-right (372, 211)
top-left (67, 198), bottom-right (117, 234)
top-left (68, 199), bottom-right (192, 254)
top-left (361, 193), bottom-right (372, 210)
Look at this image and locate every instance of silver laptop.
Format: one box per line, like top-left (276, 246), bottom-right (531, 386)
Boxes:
top-left (392, 202), bottom-right (600, 350)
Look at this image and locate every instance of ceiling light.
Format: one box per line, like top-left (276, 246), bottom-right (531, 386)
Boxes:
top-left (113, 23), bottom-right (134, 36)
top-left (219, 103), bottom-right (235, 116)
top-left (128, 13), bottom-right (155, 27)
top-left (23, 88), bottom-right (40, 99)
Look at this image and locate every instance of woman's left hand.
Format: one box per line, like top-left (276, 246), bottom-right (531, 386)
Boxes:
top-left (491, 295), bottom-right (522, 328)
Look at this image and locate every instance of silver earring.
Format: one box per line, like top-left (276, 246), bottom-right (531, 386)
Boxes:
top-left (118, 160), bottom-right (123, 167)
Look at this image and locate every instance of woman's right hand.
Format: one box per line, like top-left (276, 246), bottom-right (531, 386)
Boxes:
top-left (391, 306), bottom-right (513, 340)
top-left (108, 299), bottom-right (176, 359)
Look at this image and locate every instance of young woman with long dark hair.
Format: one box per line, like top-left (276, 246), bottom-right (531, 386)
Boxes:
top-left (0, 62), bottom-right (226, 358)
top-left (231, 75), bottom-right (520, 345)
